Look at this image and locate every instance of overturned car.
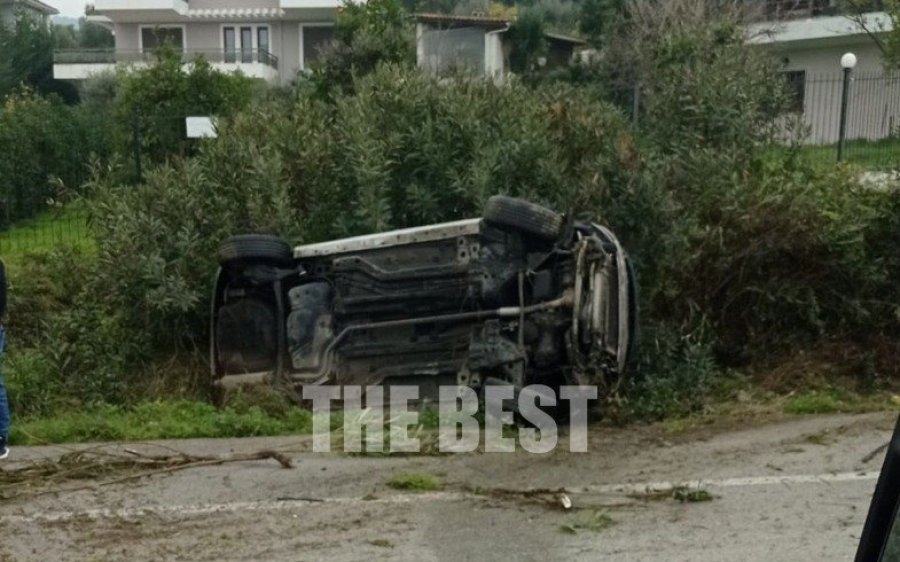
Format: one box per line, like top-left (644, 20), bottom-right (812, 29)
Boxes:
top-left (211, 196), bottom-right (637, 406)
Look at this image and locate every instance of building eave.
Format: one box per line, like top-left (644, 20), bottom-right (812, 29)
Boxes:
top-left (747, 11), bottom-right (892, 46)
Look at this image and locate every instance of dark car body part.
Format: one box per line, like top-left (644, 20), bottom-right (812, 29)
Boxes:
top-left (855, 413), bottom-right (900, 562)
top-left (210, 197), bottom-right (636, 403)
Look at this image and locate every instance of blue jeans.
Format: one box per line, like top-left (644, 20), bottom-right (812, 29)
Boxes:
top-left (0, 326), bottom-right (8, 439)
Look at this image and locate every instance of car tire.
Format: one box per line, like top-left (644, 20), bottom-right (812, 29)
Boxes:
top-left (218, 234), bottom-right (293, 268)
top-left (483, 195), bottom-right (563, 241)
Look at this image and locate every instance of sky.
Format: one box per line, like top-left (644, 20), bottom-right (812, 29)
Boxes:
top-left (49, 0), bottom-right (87, 18)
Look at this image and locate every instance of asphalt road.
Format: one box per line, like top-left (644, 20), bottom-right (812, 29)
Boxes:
top-left (1, 411), bottom-right (895, 562)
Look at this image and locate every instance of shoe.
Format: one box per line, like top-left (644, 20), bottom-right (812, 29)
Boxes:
top-left (0, 436), bottom-right (8, 460)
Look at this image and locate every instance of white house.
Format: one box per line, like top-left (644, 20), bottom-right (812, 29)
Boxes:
top-left (53, 0), bottom-right (346, 85)
top-left (0, 0), bottom-right (58, 28)
top-left (749, 9), bottom-right (899, 143)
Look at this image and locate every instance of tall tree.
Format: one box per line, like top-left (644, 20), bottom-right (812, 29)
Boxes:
top-left (578, 0), bottom-right (628, 46)
top-left (843, 0), bottom-right (900, 68)
top-left (0, 13), bottom-right (78, 102)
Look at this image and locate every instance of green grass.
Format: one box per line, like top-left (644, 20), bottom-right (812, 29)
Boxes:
top-left (782, 388), bottom-right (894, 415)
top-left (8, 400), bottom-right (315, 445)
top-left (0, 204), bottom-right (95, 273)
top-left (386, 472), bottom-right (443, 492)
top-left (791, 138), bottom-right (900, 171)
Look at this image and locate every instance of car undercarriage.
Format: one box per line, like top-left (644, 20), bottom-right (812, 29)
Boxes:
top-left (211, 196), bottom-right (637, 407)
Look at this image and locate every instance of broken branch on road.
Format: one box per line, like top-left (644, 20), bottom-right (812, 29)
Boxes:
top-left (0, 445), bottom-right (293, 502)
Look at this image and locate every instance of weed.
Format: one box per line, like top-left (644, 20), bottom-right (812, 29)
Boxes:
top-left (386, 472), bottom-right (443, 492)
top-left (673, 487), bottom-right (714, 503)
top-left (781, 386), bottom-right (893, 416)
top-left (560, 510), bottom-right (615, 534)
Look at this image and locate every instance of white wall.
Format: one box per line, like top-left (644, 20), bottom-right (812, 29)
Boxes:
top-left (766, 38), bottom-right (899, 143)
top-left (114, 23), bottom-right (140, 51)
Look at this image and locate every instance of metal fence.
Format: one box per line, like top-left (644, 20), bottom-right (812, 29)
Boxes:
top-left (794, 70), bottom-right (900, 169)
top-left (0, 207), bottom-right (91, 257)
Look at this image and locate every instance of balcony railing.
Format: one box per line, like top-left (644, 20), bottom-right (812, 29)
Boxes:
top-left (53, 48), bottom-right (279, 70)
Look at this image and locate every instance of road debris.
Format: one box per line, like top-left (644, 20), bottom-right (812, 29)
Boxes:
top-left (861, 442), bottom-right (889, 464)
top-left (0, 444), bottom-right (292, 501)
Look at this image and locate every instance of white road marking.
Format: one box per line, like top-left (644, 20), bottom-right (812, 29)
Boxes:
top-left (579, 470), bottom-right (882, 495)
top-left (0, 470), bottom-right (880, 525)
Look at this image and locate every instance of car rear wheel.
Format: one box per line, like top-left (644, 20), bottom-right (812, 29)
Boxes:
top-left (483, 195), bottom-right (563, 241)
top-left (218, 234), bottom-right (293, 268)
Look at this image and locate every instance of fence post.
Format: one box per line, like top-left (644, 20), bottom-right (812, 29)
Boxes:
top-left (837, 52), bottom-right (857, 162)
top-left (632, 81), bottom-right (641, 128)
top-left (132, 108), bottom-right (143, 184)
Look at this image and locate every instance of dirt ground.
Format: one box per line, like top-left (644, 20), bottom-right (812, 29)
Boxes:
top-left (1, 411), bottom-right (895, 561)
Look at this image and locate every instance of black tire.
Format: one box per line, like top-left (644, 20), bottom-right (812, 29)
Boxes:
top-left (218, 234), bottom-right (293, 268)
top-left (483, 195), bottom-right (563, 241)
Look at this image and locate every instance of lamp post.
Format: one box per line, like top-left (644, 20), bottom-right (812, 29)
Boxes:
top-left (837, 52), bottom-right (857, 162)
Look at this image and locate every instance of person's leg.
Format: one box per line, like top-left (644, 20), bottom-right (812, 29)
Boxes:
top-left (0, 372), bottom-right (8, 452)
top-left (0, 326), bottom-right (8, 458)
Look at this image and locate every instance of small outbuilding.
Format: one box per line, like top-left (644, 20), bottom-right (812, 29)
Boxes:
top-left (415, 13), bottom-right (586, 79)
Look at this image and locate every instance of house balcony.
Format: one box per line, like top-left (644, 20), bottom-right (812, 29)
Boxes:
top-left (53, 48), bottom-right (280, 81)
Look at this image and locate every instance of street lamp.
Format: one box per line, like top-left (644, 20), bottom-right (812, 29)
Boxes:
top-left (837, 52), bottom-right (857, 162)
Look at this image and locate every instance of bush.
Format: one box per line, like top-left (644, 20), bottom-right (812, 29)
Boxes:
top-left (0, 89), bottom-right (111, 225)
top-left (303, 0), bottom-right (415, 99)
top-left (627, 324), bottom-right (717, 420)
top-left (114, 47), bottom-right (259, 166)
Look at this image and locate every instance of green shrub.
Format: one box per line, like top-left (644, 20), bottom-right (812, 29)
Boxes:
top-left (114, 46), bottom-right (258, 166)
top-left (304, 0), bottom-right (415, 99)
top-left (0, 89), bottom-right (111, 225)
top-left (627, 324), bottom-right (718, 420)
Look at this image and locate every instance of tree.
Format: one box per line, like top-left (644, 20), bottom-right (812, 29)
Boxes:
top-left (304, 0), bottom-right (415, 99)
top-left (578, 0), bottom-right (627, 46)
top-left (0, 12), bottom-right (78, 102)
top-left (843, 0), bottom-right (900, 68)
top-left (115, 46), bottom-right (258, 165)
top-left (52, 19), bottom-right (114, 50)
top-left (78, 20), bottom-right (115, 48)
top-left (507, 10), bottom-right (547, 74)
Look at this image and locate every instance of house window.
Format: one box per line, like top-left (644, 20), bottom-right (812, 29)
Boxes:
top-left (782, 70), bottom-right (806, 113)
top-left (222, 25), bottom-right (270, 64)
top-left (258, 27), bottom-right (270, 64)
top-left (223, 27), bottom-right (236, 63)
top-left (240, 27), bottom-right (252, 63)
top-left (141, 26), bottom-right (184, 52)
top-left (301, 25), bottom-right (334, 69)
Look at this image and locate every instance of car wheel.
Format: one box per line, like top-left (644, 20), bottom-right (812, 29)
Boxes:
top-left (483, 195), bottom-right (564, 241)
top-left (218, 234), bottom-right (293, 268)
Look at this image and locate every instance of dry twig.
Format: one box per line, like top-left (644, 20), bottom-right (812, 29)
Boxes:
top-left (0, 445), bottom-right (293, 502)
